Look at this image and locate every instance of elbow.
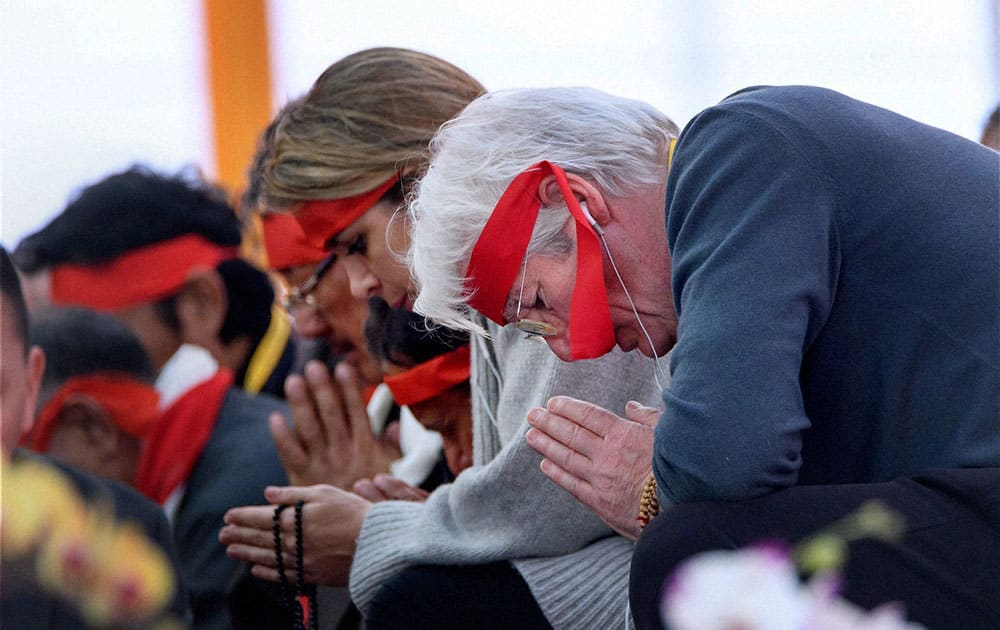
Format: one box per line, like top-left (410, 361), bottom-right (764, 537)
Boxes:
top-left (654, 442), bottom-right (802, 504)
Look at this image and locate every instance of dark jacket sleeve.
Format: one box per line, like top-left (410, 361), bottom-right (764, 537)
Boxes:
top-left (656, 104), bottom-right (839, 503)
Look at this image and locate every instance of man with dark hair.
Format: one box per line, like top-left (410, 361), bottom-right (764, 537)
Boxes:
top-left (14, 167), bottom-right (294, 629)
top-left (363, 296), bottom-right (473, 478)
top-left (0, 245), bottom-right (190, 628)
top-left (15, 165), bottom-right (291, 391)
top-left (24, 307), bottom-right (160, 486)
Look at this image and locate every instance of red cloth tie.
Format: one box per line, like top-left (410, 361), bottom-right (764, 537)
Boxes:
top-left (49, 234), bottom-right (238, 312)
top-left (383, 345), bottom-right (471, 407)
top-left (464, 161), bottom-right (614, 359)
top-left (134, 370), bottom-right (233, 505)
top-left (262, 213), bottom-right (329, 270)
top-left (295, 175), bottom-right (399, 249)
top-left (26, 374), bottom-right (161, 452)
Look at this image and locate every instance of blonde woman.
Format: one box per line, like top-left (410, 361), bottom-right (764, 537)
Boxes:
top-left (221, 47), bottom-right (662, 630)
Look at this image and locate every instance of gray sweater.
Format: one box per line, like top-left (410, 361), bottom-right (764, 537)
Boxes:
top-left (349, 321), bottom-right (664, 628)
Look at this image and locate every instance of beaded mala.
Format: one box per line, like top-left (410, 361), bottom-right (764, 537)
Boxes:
top-left (273, 501), bottom-right (318, 630)
top-left (637, 473), bottom-right (660, 529)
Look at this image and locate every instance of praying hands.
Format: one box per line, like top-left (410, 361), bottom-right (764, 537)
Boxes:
top-left (525, 397), bottom-right (661, 540)
top-left (220, 484), bottom-right (369, 585)
top-left (222, 358), bottom-right (426, 586)
top-left (220, 474), bottom-right (426, 586)
top-left (352, 472), bottom-right (429, 503)
top-left (269, 361), bottom-right (400, 488)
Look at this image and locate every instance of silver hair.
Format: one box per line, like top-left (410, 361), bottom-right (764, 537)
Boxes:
top-left (408, 86), bottom-right (679, 333)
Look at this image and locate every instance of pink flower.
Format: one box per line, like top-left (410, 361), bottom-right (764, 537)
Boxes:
top-left (662, 545), bottom-right (808, 630)
top-left (660, 546), bottom-right (925, 630)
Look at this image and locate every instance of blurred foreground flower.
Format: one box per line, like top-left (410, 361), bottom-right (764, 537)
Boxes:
top-left (660, 501), bottom-right (923, 630)
top-left (662, 543), bottom-right (808, 629)
top-left (793, 500), bottom-right (905, 575)
top-left (2, 456), bottom-right (175, 627)
top-left (2, 456), bottom-right (85, 555)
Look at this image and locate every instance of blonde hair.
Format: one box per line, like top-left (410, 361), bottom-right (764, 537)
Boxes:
top-left (261, 47), bottom-right (486, 208)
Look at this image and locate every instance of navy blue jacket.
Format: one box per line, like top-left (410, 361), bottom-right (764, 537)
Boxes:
top-left (657, 86), bottom-right (999, 503)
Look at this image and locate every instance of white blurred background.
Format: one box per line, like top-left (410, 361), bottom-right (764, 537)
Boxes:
top-left (2, 0), bottom-right (997, 248)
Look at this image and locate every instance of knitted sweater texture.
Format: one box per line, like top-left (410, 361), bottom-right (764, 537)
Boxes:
top-left (350, 322), bottom-right (663, 628)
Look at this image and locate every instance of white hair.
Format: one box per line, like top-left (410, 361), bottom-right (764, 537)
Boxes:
top-left (408, 86), bottom-right (679, 333)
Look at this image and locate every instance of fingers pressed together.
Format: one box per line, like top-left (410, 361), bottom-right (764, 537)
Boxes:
top-left (352, 473), bottom-right (429, 503)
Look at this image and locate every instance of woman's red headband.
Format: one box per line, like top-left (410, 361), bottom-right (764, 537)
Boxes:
top-left (27, 374), bottom-right (161, 452)
top-left (383, 345), bottom-right (471, 407)
top-left (49, 234), bottom-right (238, 312)
top-left (464, 161), bottom-right (614, 360)
top-left (295, 175), bottom-right (399, 249)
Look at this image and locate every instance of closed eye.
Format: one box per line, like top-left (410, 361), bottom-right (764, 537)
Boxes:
top-left (346, 234), bottom-right (367, 256)
top-left (514, 289), bottom-right (549, 320)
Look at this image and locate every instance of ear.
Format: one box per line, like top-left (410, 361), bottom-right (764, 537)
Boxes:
top-left (537, 173), bottom-right (611, 229)
top-left (20, 346), bottom-right (45, 438)
top-left (59, 396), bottom-right (120, 456)
top-left (176, 269), bottom-right (228, 346)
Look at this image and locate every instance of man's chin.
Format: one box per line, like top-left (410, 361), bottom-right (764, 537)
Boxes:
top-left (615, 331), bottom-right (640, 354)
top-left (635, 344), bottom-right (657, 358)
top-left (616, 328), bottom-right (671, 358)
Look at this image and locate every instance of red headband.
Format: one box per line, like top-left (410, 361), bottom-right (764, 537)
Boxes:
top-left (261, 213), bottom-right (328, 270)
top-left (49, 234), bottom-right (238, 312)
top-left (464, 161), bottom-right (615, 360)
top-left (27, 374), bottom-right (161, 452)
top-left (295, 175), bottom-right (399, 248)
top-left (383, 345), bottom-right (471, 407)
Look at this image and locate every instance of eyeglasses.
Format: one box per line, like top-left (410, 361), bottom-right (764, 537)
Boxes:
top-left (282, 250), bottom-right (337, 311)
top-left (513, 255), bottom-right (558, 338)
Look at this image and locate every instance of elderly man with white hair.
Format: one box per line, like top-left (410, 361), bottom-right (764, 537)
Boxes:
top-left (407, 86), bottom-right (1000, 629)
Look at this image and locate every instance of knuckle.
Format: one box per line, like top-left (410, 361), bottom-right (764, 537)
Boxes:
top-left (560, 446), bottom-right (575, 469)
top-left (567, 423), bottom-right (581, 446)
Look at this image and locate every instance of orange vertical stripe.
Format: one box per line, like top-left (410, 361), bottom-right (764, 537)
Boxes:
top-left (203, 0), bottom-right (272, 195)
